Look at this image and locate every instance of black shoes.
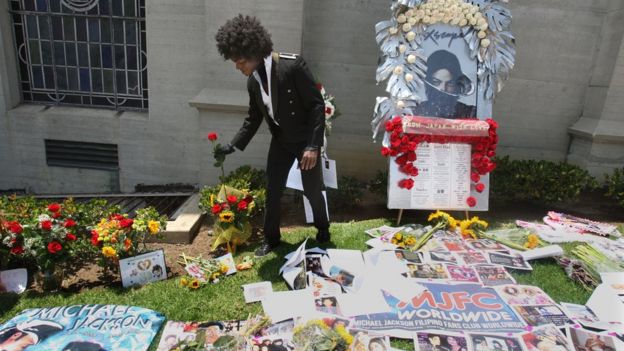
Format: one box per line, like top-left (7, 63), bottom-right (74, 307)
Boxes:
top-left (255, 241), bottom-right (279, 257)
top-left (316, 229), bottom-right (331, 244)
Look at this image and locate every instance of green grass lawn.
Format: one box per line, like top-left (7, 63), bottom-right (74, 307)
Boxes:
top-left (0, 218), bottom-right (593, 350)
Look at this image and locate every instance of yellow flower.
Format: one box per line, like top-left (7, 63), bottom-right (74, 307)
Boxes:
top-left (220, 264), bottom-right (229, 274)
top-left (102, 246), bottom-right (117, 259)
top-left (524, 234), bottom-right (540, 249)
top-left (394, 232), bottom-right (403, 241)
top-left (219, 210), bottom-right (235, 223)
top-left (148, 220), bottom-right (160, 235)
top-left (211, 272), bottom-right (220, 281)
top-left (335, 325), bottom-right (353, 345)
top-left (180, 277), bottom-right (188, 287)
top-left (405, 236), bottom-right (417, 246)
top-left (189, 279), bottom-right (200, 289)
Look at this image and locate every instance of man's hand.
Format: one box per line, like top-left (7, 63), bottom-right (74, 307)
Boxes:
top-left (215, 143), bottom-right (235, 157)
top-left (300, 149), bottom-right (318, 170)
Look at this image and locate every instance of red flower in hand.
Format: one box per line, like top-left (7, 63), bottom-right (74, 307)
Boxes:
top-left (207, 132), bottom-right (218, 141)
top-left (466, 196), bottom-right (477, 207)
top-left (475, 183), bottom-right (485, 193)
top-left (227, 195), bottom-right (238, 203)
top-left (237, 201), bottom-right (248, 211)
top-left (211, 204), bottom-right (222, 214)
top-left (47, 241), bottom-right (62, 254)
top-left (48, 203), bottom-right (61, 213)
top-left (64, 219), bottom-right (77, 228)
top-left (41, 220), bottom-right (53, 231)
top-left (10, 246), bottom-right (24, 255)
top-left (65, 233), bottom-right (77, 241)
top-left (119, 218), bottom-right (134, 228)
top-left (7, 221), bottom-right (22, 234)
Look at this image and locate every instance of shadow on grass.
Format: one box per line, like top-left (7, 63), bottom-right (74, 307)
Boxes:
top-left (0, 293), bottom-right (20, 316)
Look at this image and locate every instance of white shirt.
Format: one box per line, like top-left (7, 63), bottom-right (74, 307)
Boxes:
top-left (252, 55), bottom-right (279, 125)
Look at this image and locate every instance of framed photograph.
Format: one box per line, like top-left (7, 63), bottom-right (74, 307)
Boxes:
top-left (119, 250), bottom-right (167, 288)
top-left (414, 330), bottom-right (468, 351)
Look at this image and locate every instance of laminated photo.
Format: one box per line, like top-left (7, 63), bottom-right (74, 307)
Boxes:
top-left (457, 251), bottom-right (488, 265)
top-left (314, 296), bottom-right (342, 316)
top-left (350, 329), bottom-right (391, 351)
top-left (427, 251), bottom-right (459, 264)
top-left (242, 281), bottom-right (273, 303)
top-left (395, 249), bottom-right (423, 264)
top-left (520, 324), bottom-right (573, 351)
top-left (468, 239), bottom-right (506, 251)
top-left (566, 326), bottom-right (619, 351)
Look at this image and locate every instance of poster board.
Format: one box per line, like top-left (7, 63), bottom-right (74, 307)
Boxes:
top-left (119, 250), bottom-right (167, 288)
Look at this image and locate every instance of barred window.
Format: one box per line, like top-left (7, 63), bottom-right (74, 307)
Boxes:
top-left (9, 0), bottom-right (148, 110)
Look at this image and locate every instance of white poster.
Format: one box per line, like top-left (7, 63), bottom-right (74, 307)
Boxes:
top-left (388, 143), bottom-right (472, 210)
top-left (119, 250), bottom-right (167, 288)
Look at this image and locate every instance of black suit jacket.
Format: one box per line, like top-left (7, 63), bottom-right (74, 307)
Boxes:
top-left (230, 53), bottom-right (325, 152)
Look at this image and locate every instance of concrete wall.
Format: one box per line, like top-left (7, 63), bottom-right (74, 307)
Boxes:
top-left (0, 0), bottom-right (623, 193)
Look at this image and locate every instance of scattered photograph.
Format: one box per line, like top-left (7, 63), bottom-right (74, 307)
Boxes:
top-left (440, 238), bottom-right (470, 252)
top-left (474, 265), bottom-right (516, 286)
top-left (395, 249), bottom-right (423, 263)
top-left (414, 330), bottom-right (468, 351)
top-left (315, 296), bottom-right (341, 315)
top-left (468, 239), bottom-right (506, 251)
top-left (405, 263), bottom-right (449, 280)
top-left (243, 281), bottom-right (273, 303)
top-left (488, 252), bottom-right (532, 271)
top-left (468, 333), bottom-right (523, 351)
top-left (445, 264), bottom-right (480, 283)
top-left (520, 324), bottom-right (573, 351)
top-left (428, 251), bottom-right (459, 264)
top-left (494, 285), bottom-right (555, 306)
top-left (329, 265), bottom-right (355, 288)
top-left (457, 251), bottom-right (488, 265)
top-left (250, 336), bottom-right (294, 350)
top-left (305, 254), bottom-right (324, 276)
top-left (350, 329), bottom-right (391, 351)
top-left (309, 273), bottom-right (342, 298)
top-left (513, 305), bottom-right (572, 327)
top-left (566, 327), bottom-right (618, 351)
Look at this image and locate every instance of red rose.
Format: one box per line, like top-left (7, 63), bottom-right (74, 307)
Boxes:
top-left (111, 214), bottom-right (124, 221)
top-left (90, 230), bottom-right (100, 246)
top-left (7, 221), bottom-right (22, 234)
top-left (211, 204), bottom-right (222, 214)
top-left (316, 83), bottom-right (323, 90)
top-left (385, 121), bottom-right (394, 132)
top-left (466, 196), bottom-right (477, 207)
top-left (207, 132), bottom-right (218, 141)
top-left (119, 218), bottom-right (134, 228)
top-left (487, 150), bottom-right (496, 158)
top-left (398, 178), bottom-right (414, 190)
top-left (48, 203), bottom-right (61, 213)
top-left (325, 106), bottom-right (333, 115)
top-left (396, 154), bottom-right (408, 166)
top-left (52, 212), bottom-right (62, 219)
top-left (237, 201), bottom-right (248, 211)
top-left (470, 173), bottom-right (480, 183)
top-left (41, 220), bottom-right (52, 231)
top-left (475, 183), bottom-right (485, 193)
top-left (10, 246), bottom-right (24, 255)
top-left (227, 195), bottom-right (238, 203)
top-left (64, 219), bottom-right (77, 228)
top-left (381, 147), bottom-right (391, 157)
top-left (47, 241), bottom-right (62, 254)
top-left (65, 233), bottom-right (77, 241)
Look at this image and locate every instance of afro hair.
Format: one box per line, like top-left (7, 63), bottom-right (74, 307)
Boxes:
top-left (215, 14), bottom-right (273, 61)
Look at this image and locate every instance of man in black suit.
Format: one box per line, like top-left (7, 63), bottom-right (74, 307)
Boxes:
top-left (215, 14), bottom-right (330, 256)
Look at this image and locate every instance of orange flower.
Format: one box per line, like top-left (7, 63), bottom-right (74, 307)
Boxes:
top-left (124, 238), bottom-right (132, 251)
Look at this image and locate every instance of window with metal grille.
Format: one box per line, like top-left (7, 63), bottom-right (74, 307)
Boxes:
top-left (9, 0), bottom-right (148, 110)
top-left (45, 139), bottom-right (119, 170)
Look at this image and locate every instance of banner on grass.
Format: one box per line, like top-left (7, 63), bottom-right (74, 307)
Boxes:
top-left (352, 283), bottom-right (526, 338)
top-left (0, 304), bottom-right (164, 351)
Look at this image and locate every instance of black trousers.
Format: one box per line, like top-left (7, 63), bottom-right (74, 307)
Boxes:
top-left (264, 138), bottom-right (329, 245)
